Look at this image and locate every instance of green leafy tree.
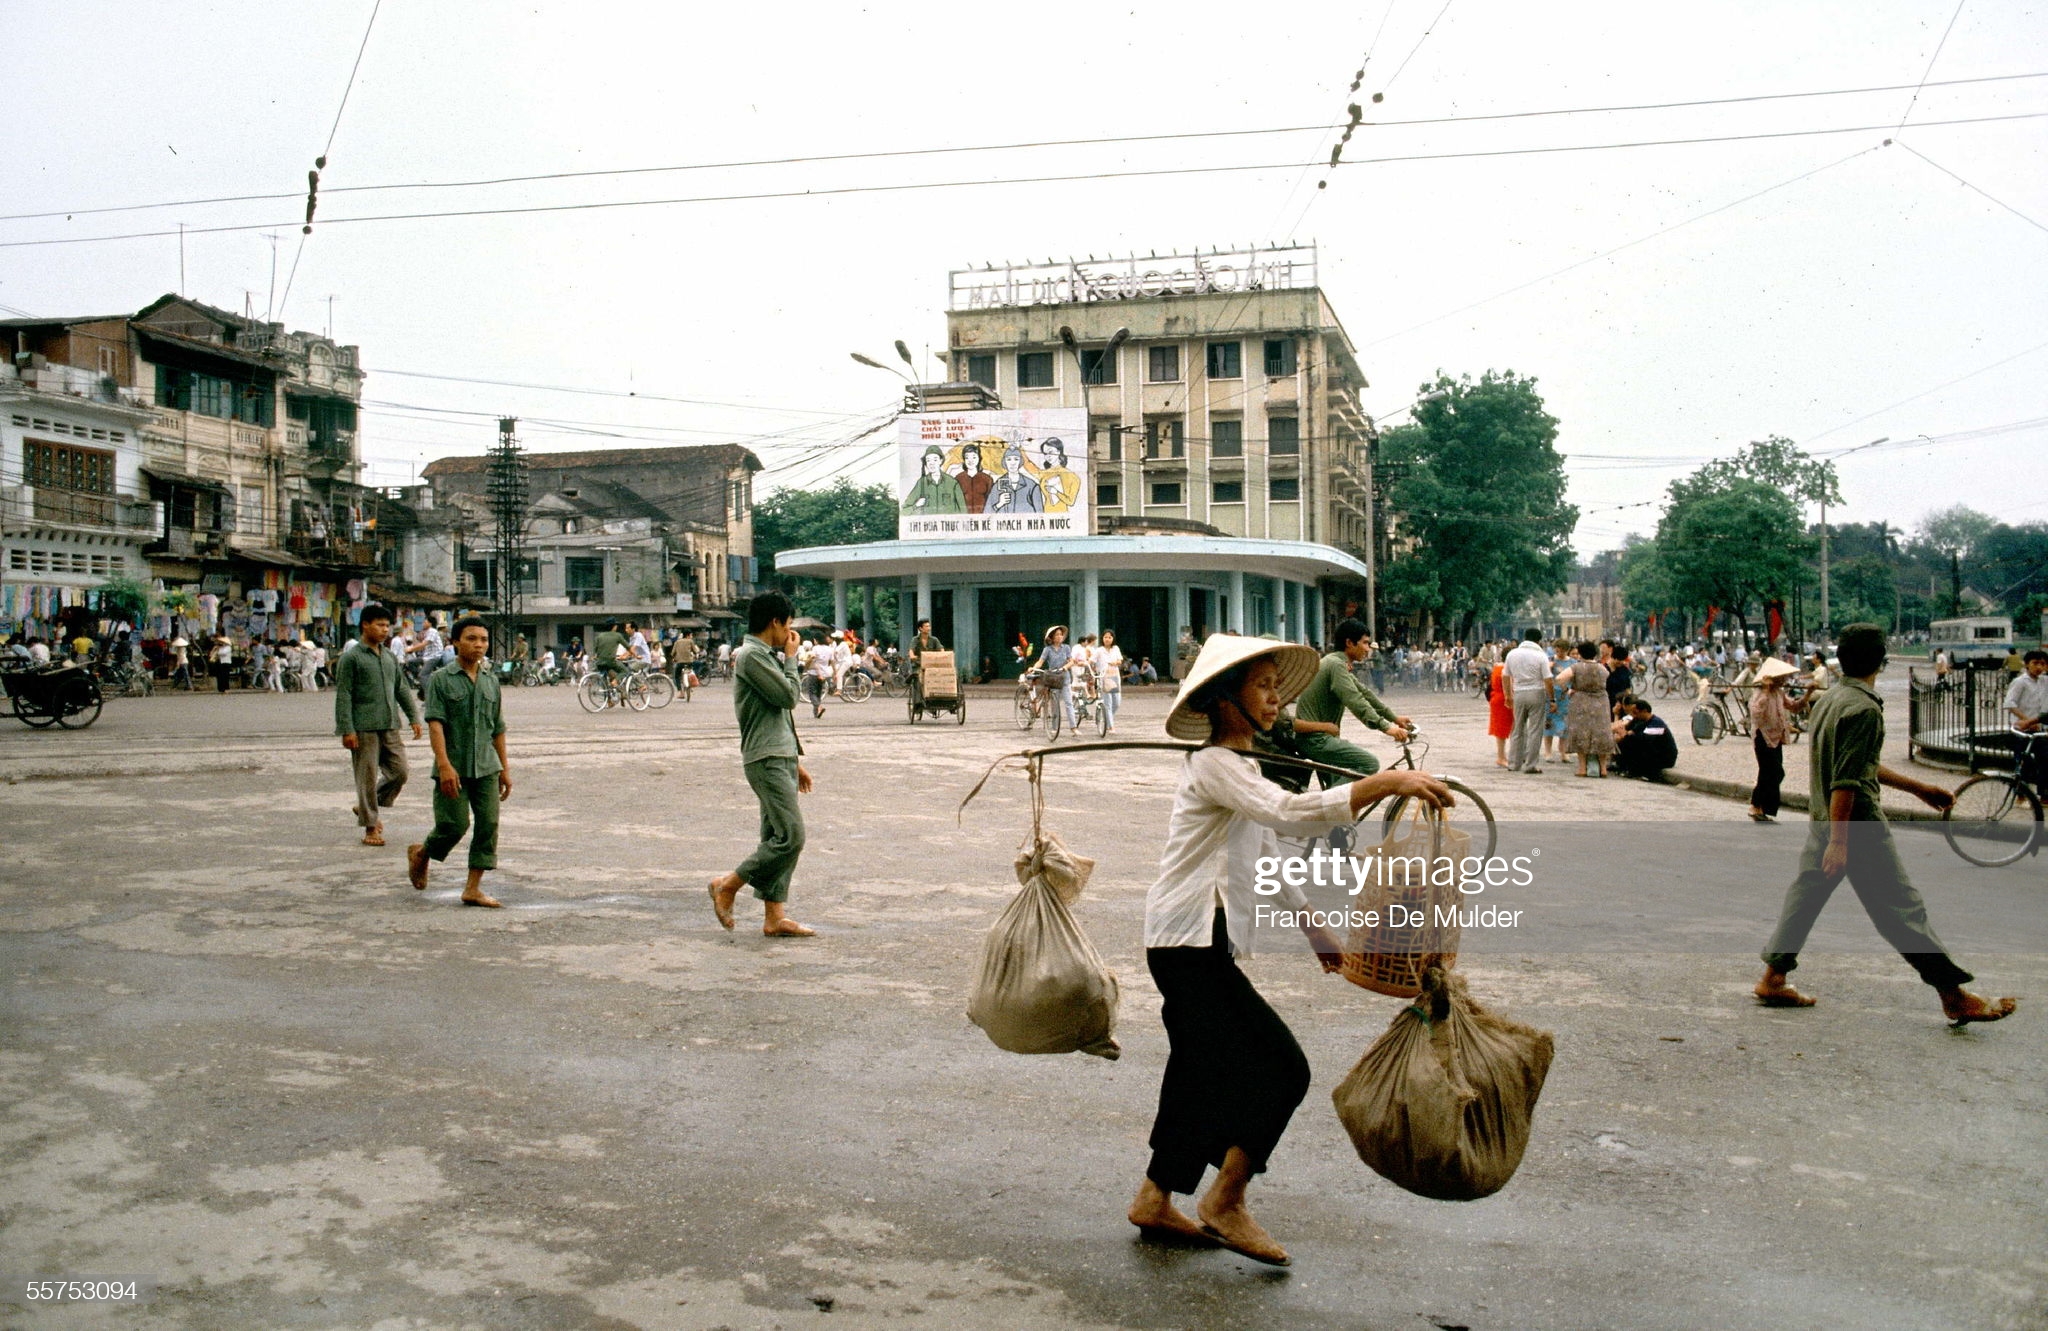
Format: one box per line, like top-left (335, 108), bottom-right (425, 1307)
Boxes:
top-left (751, 479), bottom-right (900, 632)
top-left (1379, 370), bottom-right (1577, 638)
top-left (95, 573), bottom-right (153, 624)
top-left (1917, 505), bottom-right (1997, 615)
top-left (1655, 478), bottom-right (1811, 636)
top-left (1674, 434), bottom-right (1840, 510)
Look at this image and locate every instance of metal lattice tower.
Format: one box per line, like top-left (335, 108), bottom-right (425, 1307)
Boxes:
top-left (486, 417), bottom-right (529, 653)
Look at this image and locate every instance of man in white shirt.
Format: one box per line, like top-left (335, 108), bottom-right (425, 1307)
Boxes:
top-left (2007, 650), bottom-right (2048, 787)
top-left (626, 622), bottom-right (651, 666)
top-left (1503, 629), bottom-right (1553, 773)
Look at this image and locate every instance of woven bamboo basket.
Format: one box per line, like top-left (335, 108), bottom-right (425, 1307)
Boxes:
top-left (1341, 804), bottom-right (1466, 998)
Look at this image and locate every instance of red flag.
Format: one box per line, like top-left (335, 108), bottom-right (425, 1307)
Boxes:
top-left (1703, 606), bottom-right (1719, 634)
top-left (1767, 603), bottom-right (1784, 646)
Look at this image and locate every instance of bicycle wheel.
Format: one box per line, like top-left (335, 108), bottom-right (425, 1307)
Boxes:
top-left (1652, 672), bottom-right (1673, 699)
top-left (55, 676), bottom-right (103, 729)
top-left (956, 691), bottom-right (967, 725)
top-left (1943, 774), bottom-right (2042, 868)
top-left (842, 673), bottom-right (873, 704)
top-left (625, 678), bottom-right (651, 712)
top-left (1042, 696), bottom-right (1063, 741)
top-left (14, 691), bottom-right (57, 727)
top-left (1378, 778), bottom-right (1497, 860)
top-left (1094, 698), bottom-right (1109, 737)
top-left (577, 674), bottom-right (608, 713)
top-left (1013, 687), bottom-right (1035, 730)
top-left (642, 673), bottom-right (678, 708)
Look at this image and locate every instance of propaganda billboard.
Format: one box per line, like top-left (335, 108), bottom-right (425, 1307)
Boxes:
top-left (897, 408), bottom-right (1089, 540)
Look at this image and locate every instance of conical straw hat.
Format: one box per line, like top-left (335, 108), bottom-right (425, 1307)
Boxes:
top-left (1165, 633), bottom-right (1320, 741)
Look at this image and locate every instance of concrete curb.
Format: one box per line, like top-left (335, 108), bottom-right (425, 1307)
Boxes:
top-left (1657, 769), bottom-right (1944, 823)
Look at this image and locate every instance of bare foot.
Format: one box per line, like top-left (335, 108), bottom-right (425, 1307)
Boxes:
top-left (707, 874), bottom-right (740, 930)
top-left (1755, 972), bottom-right (1815, 1008)
top-left (362, 826), bottom-right (385, 847)
top-left (461, 891), bottom-right (503, 909)
top-left (1196, 1199), bottom-right (1289, 1266)
top-left (1128, 1181), bottom-right (1215, 1245)
top-left (763, 919), bottom-right (815, 937)
top-left (1941, 989), bottom-right (2018, 1026)
top-left (406, 844), bottom-right (429, 891)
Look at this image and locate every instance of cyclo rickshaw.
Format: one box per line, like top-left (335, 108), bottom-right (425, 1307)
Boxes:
top-left (906, 649), bottom-right (965, 724)
top-left (1, 662), bottom-right (105, 729)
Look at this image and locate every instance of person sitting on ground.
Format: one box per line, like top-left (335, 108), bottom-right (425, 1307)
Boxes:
top-left (1612, 698), bottom-right (1678, 780)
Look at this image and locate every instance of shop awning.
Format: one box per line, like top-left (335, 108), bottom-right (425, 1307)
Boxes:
top-left (141, 467), bottom-right (234, 497)
top-left (672, 616), bottom-right (711, 629)
top-left (232, 546), bottom-right (299, 569)
top-left (704, 608), bottom-right (741, 620)
top-left (370, 582), bottom-right (463, 609)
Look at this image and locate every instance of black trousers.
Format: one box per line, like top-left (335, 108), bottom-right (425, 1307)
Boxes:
top-left (1752, 732), bottom-right (1786, 817)
top-left (1145, 909), bottom-right (1311, 1196)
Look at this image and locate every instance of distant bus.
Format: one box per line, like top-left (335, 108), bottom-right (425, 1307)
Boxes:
top-left (1929, 616), bottom-right (2014, 662)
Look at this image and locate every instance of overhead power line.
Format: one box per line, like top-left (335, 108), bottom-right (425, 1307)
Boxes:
top-left (1893, 140), bottom-right (2048, 236)
top-left (8, 109), bottom-right (2045, 253)
top-left (3, 70), bottom-right (2042, 227)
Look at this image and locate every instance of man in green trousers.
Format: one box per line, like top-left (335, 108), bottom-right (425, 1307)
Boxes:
top-left (1756, 623), bottom-right (2015, 1025)
top-left (334, 602), bottom-right (423, 847)
top-left (709, 591), bottom-right (816, 937)
top-left (407, 617), bottom-right (511, 909)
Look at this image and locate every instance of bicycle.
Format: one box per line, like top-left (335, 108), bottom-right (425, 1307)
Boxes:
top-left (91, 659), bottom-right (153, 698)
top-left (1014, 669), bottom-right (1068, 739)
top-left (1070, 684), bottom-right (1110, 738)
top-left (1284, 726), bottom-right (1498, 860)
top-left (1942, 731), bottom-right (2046, 867)
top-left (579, 667), bottom-right (654, 712)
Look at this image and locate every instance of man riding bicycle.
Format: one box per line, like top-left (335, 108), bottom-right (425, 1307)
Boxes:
top-left (2006, 649), bottom-right (2048, 788)
top-left (1275, 618), bottom-right (1411, 786)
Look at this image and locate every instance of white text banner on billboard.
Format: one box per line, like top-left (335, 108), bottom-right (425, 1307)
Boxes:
top-left (898, 409), bottom-right (1089, 540)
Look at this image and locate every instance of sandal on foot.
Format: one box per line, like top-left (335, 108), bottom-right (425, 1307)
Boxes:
top-left (1755, 986), bottom-right (1816, 1008)
top-left (763, 920), bottom-right (816, 938)
top-left (1133, 1220), bottom-right (1219, 1249)
top-left (1945, 995), bottom-right (2018, 1026)
top-left (1198, 1223), bottom-right (1290, 1267)
top-left (362, 828), bottom-right (386, 846)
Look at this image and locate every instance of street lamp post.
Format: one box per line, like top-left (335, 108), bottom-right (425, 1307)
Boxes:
top-left (852, 347), bottom-right (924, 412)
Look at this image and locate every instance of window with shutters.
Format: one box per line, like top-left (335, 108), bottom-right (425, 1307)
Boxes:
top-left (1017, 352), bottom-right (1055, 388)
top-left (1212, 480), bottom-right (1244, 503)
top-left (1270, 477), bottom-right (1300, 501)
top-left (1263, 338), bottom-right (1298, 376)
top-left (1211, 419), bottom-right (1243, 458)
top-left (25, 440), bottom-right (114, 494)
top-left (1147, 345), bottom-right (1180, 382)
top-left (1205, 341), bottom-right (1241, 379)
top-left (1149, 481), bottom-right (1183, 505)
top-left (1268, 416), bottom-right (1300, 455)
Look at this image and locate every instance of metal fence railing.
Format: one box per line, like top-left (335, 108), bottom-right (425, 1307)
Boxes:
top-left (1908, 661), bottom-right (2018, 771)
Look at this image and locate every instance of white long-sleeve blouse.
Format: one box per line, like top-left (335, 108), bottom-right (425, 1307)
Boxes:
top-left (1143, 746), bottom-right (1354, 954)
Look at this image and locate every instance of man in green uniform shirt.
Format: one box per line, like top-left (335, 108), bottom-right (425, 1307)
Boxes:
top-left (407, 617), bottom-right (511, 909)
top-left (334, 603), bottom-right (424, 847)
top-left (709, 591), bottom-right (817, 937)
top-left (592, 621), bottom-right (627, 678)
top-left (1756, 623), bottom-right (2015, 1025)
top-left (1288, 618), bottom-right (1410, 783)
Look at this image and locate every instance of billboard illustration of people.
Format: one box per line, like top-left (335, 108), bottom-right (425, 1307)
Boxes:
top-left (897, 409), bottom-right (1088, 539)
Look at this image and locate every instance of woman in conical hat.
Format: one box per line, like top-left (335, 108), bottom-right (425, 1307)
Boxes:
top-left (1129, 633), bottom-right (1452, 1266)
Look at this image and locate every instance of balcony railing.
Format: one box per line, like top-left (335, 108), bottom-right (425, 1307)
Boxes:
top-left (286, 532), bottom-right (376, 567)
top-left (1, 485), bottom-right (158, 533)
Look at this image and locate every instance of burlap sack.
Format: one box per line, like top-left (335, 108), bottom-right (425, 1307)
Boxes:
top-left (968, 835), bottom-right (1119, 1060)
top-left (1014, 828), bottom-right (1095, 906)
top-left (1331, 965), bottom-right (1553, 1201)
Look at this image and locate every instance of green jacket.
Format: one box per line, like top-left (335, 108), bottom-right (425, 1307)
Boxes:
top-left (733, 634), bottom-right (803, 764)
top-left (424, 662), bottom-right (506, 778)
top-left (1805, 677), bottom-right (1885, 821)
top-left (1294, 652), bottom-right (1397, 731)
top-left (332, 640), bottom-right (420, 736)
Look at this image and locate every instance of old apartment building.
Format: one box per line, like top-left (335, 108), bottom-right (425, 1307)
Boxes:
top-left (420, 443), bottom-right (762, 649)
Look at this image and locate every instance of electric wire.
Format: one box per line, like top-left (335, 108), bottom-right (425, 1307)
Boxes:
top-left (10, 69), bottom-right (2042, 226)
top-left (1897, 0), bottom-right (1971, 134)
top-left (7, 109), bottom-right (2046, 251)
top-left (1893, 140), bottom-right (2048, 236)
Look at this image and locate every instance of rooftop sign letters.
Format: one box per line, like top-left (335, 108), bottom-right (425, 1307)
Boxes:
top-left (949, 244), bottom-right (1318, 311)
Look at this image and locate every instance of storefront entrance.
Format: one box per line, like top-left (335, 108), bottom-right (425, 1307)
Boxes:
top-left (1098, 586), bottom-right (1169, 677)
top-left (977, 585), bottom-right (1072, 679)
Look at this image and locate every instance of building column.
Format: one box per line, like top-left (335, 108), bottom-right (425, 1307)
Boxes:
top-left (832, 579), bottom-right (848, 629)
top-left (1079, 565), bottom-right (1099, 639)
top-left (915, 571), bottom-right (931, 628)
top-left (1285, 580), bottom-right (1303, 643)
top-left (862, 582), bottom-right (877, 637)
top-left (1229, 569), bottom-right (1246, 634)
top-left (957, 585), bottom-right (979, 672)
top-left (1307, 584), bottom-right (1324, 647)
top-left (1170, 582), bottom-right (1190, 639)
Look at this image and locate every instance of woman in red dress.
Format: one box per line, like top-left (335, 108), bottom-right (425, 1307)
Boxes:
top-left (1487, 660), bottom-right (1513, 768)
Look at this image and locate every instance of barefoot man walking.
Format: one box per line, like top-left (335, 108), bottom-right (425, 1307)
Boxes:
top-left (1756, 623), bottom-right (2016, 1026)
top-left (407, 617), bottom-right (511, 909)
top-left (335, 604), bottom-right (424, 847)
top-left (709, 591), bottom-right (817, 938)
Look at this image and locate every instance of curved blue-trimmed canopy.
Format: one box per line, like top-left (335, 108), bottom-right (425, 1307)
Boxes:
top-left (774, 535), bottom-right (1367, 584)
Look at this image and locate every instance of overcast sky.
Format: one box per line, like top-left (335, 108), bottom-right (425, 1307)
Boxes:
top-left (6, 0), bottom-right (2044, 554)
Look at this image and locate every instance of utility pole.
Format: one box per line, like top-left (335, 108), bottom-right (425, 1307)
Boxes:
top-left (1819, 493), bottom-right (1829, 633)
top-left (486, 418), bottom-right (529, 656)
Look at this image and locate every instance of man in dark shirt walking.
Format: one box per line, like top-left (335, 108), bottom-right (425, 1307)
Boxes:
top-left (407, 617), bottom-right (511, 909)
top-left (1755, 624), bottom-right (2016, 1025)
